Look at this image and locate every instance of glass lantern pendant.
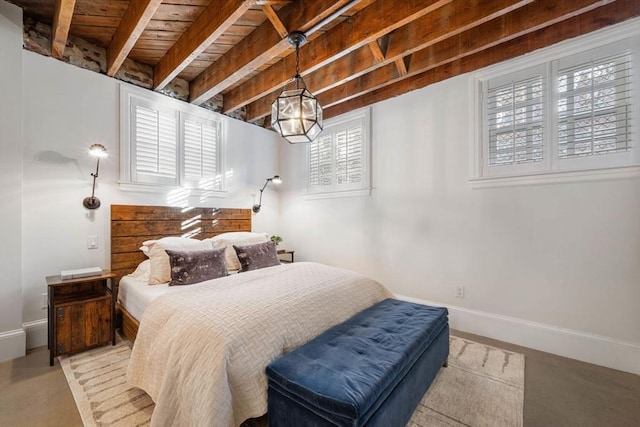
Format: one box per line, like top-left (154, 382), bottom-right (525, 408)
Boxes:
top-left (271, 31), bottom-right (323, 144)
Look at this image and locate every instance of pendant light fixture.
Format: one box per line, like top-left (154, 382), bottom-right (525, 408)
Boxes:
top-left (271, 31), bottom-right (323, 144)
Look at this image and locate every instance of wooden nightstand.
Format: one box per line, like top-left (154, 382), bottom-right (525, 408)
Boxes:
top-left (277, 249), bottom-right (295, 263)
top-left (46, 271), bottom-right (116, 366)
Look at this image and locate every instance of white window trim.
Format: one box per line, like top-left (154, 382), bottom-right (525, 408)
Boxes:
top-left (119, 84), bottom-right (227, 198)
top-left (469, 18), bottom-right (640, 188)
top-left (304, 107), bottom-right (372, 200)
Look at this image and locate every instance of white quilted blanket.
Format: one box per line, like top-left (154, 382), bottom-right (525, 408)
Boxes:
top-left (126, 262), bottom-right (391, 427)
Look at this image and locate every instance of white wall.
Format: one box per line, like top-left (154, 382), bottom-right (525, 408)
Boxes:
top-left (20, 51), bottom-right (282, 334)
top-left (279, 32), bottom-right (640, 372)
top-left (0, 0), bottom-right (25, 361)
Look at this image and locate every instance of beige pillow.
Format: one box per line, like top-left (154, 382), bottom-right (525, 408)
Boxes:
top-left (206, 232), bottom-right (269, 271)
top-left (146, 237), bottom-right (211, 284)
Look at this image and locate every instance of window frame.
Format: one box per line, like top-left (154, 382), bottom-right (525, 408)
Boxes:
top-left (470, 21), bottom-right (640, 188)
top-left (120, 84), bottom-right (226, 196)
top-left (305, 108), bottom-right (371, 199)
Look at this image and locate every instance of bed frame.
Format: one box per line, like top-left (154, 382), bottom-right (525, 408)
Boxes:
top-left (110, 204), bottom-right (252, 341)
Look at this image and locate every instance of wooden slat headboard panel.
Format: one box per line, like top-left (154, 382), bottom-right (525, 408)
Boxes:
top-left (110, 205), bottom-right (252, 284)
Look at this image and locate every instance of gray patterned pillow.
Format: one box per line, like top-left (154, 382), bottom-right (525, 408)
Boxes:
top-left (233, 240), bottom-right (281, 272)
top-left (165, 247), bottom-right (228, 286)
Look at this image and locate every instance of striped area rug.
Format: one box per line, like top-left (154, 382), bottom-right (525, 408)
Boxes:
top-left (60, 336), bottom-right (524, 427)
top-left (59, 343), bottom-right (153, 427)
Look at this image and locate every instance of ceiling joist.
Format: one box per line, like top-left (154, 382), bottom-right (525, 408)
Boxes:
top-left (262, 5), bottom-right (288, 38)
top-left (51, 0), bottom-right (76, 59)
top-left (368, 40), bottom-right (386, 64)
top-left (106, 0), bottom-right (163, 76)
top-left (394, 57), bottom-right (408, 76)
top-left (153, 0), bottom-right (257, 90)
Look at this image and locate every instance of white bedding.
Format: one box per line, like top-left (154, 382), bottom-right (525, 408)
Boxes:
top-left (118, 275), bottom-right (170, 320)
top-left (126, 262), bottom-right (391, 427)
top-left (118, 262), bottom-right (239, 320)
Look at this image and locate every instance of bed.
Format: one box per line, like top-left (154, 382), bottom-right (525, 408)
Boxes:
top-left (111, 204), bottom-right (254, 341)
top-left (110, 205), bottom-right (391, 427)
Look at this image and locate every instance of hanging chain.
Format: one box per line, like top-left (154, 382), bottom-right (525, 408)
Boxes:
top-left (285, 32), bottom-right (307, 90)
top-left (295, 42), bottom-right (300, 77)
top-left (294, 41), bottom-right (301, 89)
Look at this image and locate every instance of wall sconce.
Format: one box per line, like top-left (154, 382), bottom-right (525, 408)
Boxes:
top-left (252, 175), bottom-right (282, 213)
top-left (83, 144), bottom-right (107, 210)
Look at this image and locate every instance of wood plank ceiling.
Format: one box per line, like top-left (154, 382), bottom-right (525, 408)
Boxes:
top-left (9, 0), bottom-right (640, 127)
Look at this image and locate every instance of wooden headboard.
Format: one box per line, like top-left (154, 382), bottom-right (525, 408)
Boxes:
top-left (110, 205), bottom-right (252, 284)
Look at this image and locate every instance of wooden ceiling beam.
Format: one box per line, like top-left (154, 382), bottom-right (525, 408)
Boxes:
top-left (153, 0), bottom-right (256, 90)
top-left (256, 0), bottom-right (293, 4)
top-left (51, 0), bottom-right (76, 59)
top-left (189, 0), bottom-right (357, 105)
top-left (223, 0), bottom-right (453, 114)
top-left (245, 0), bottom-right (533, 121)
top-left (394, 57), bottom-right (408, 76)
top-left (312, 0), bottom-right (616, 111)
top-left (106, 0), bottom-right (163, 76)
top-left (263, 5), bottom-right (288, 38)
top-left (368, 40), bottom-right (386, 64)
top-left (323, 0), bottom-right (640, 120)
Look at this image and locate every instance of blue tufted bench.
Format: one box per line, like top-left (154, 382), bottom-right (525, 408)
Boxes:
top-left (266, 298), bottom-right (449, 427)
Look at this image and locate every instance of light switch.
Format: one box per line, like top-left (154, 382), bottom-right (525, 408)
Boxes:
top-left (88, 235), bottom-right (98, 249)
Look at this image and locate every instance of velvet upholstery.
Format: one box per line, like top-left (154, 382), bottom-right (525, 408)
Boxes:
top-left (165, 247), bottom-right (227, 286)
top-left (233, 240), bottom-right (280, 271)
top-left (266, 299), bottom-right (449, 427)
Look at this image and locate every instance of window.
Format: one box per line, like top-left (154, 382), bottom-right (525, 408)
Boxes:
top-left (181, 113), bottom-right (222, 190)
top-left (307, 108), bottom-right (370, 196)
top-left (120, 85), bottom-right (224, 193)
top-left (557, 51), bottom-right (632, 162)
top-left (474, 31), bottom-right (639, 184)
top-left (486, 66), bottom-right (545, 175)
top-left (130, 98), bottom-right (178, 186)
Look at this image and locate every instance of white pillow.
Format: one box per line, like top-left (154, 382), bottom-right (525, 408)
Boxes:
top-left (129, 259), bottom-right (151, 282)
top-left (146, 237), bottom-right (210, 284)
top-left (205, 232), bottom-right (269, 271)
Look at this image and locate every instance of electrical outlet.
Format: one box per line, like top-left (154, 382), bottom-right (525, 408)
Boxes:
top-left (41, 293), bottom-right (47, 309)
top-left (455, 285), bottom-right (465, 298)
top-left (88, 235), bottom-right (98, 249)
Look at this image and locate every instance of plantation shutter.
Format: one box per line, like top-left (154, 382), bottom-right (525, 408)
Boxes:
top-left (335, 125), bottom-right (363, 185)
top-left (132, 102), bottom-right (177, 185)
top-left (183, 115), bottom-right (219, 188)
top-left (557, 51), bottom-right (632, 159)
top-left (487, 73), bottom-right (544, 168)
top-left (309, 134), bottom-right (333, 188)
top-left (308, 111), bottom-right (369, 194)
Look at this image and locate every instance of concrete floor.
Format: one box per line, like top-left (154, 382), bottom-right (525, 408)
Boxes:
top-left (1, 330), bottom-right (638, 427)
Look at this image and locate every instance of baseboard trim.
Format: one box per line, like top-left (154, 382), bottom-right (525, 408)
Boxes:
top-left (23, 318), bottom-right (48, 350)
top-left (396, 295), bottom-right (640, 375)
top-left (0, 328), bottom-right (26, 362)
